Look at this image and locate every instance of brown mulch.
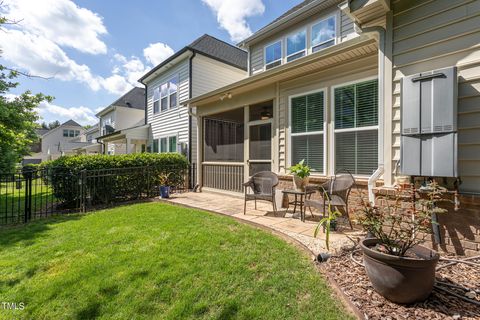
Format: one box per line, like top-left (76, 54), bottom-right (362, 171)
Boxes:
top-left (321, 250), bottom-right (480, 320)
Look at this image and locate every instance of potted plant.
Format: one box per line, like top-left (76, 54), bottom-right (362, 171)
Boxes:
top-left (159, 172), bottom-right (172, 199)
top-left (356, 182), bottom-right (448, 304)
top-left (289, 160), bottom-right (311, 191)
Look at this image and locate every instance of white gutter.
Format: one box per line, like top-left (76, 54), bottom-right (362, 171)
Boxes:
top-left (342, 1), bottom-right (386, 203)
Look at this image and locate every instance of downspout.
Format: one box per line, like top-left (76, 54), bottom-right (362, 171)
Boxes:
top-left (188, 52), bottom-right (196, 164)
top-left (140, 79), bottom-right (150, 151)
top-left (344, 2), bottom-right (386, 203)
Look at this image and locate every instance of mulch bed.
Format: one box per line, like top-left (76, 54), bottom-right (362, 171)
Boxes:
top-left (321, 249), bottom-right (480, 320)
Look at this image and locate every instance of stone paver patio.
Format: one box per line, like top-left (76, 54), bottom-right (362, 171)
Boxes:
top-left (160, 191), bottom-right (364, 255)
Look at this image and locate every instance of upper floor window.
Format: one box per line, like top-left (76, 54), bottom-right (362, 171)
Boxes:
top-left (265, 41), bottom-right (282, 70)
top-left (153, 87), bottom-right (160, 113)
top-left (63, 129), bottom-right (80, 137)
top-left (311, 16), bottom-right (336, 53)
top-left (155, 76), bottom-right (179, 114)
top-left (286, 29), bottom-right (306, 62)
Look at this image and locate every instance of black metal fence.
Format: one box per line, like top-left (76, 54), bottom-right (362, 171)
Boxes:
top-left (0, 164), bottom-right (197, 226)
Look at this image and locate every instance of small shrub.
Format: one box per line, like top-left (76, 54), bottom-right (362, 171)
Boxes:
top-left (41, 153), bottom-right (189, 207)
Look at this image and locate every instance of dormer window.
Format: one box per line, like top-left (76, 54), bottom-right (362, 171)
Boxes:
top-left (265, 41), bottom-right (282, 70)
top-left (286, 29), bottom-right (306, 62)
top-left (311, 15), bottom-right (336, 52)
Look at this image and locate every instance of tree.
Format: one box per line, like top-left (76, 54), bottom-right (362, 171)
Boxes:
top-left (0, 17), bottom-right (52, 172)
top-left (40, 120), bottom-right (61, 130)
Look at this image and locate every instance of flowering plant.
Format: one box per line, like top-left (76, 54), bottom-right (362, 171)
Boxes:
top-left (357, 181), bottom-right (448, 257)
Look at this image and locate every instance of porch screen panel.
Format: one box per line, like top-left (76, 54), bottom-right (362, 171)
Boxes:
top-left (204, 118), bottom-right (244, 162)
top-left (290, 91), bottom-right (324, 172)
top-left (169, 136), bottom-right (177, 152)
top-left (334, 79), bottom-right (378, 175)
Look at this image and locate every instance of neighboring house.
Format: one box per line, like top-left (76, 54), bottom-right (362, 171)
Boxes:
top-left (187, 0), bottom-right (480, 198)
top-left (22, 128), bottom-right (50, 165)
top-left (139, 34), bottom-right (248, 165)
top-left (72, 124), bottom-right (102, 155)
top-left (95, 87), bottom-right (147, 155)
top-left (34, 120), bottom-right (87, 161)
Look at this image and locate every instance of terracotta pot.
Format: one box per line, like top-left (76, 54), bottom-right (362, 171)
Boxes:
top-left (360, 238), bottom-right (439, 304)
top-left (293, 174), bottom-right (309, 191)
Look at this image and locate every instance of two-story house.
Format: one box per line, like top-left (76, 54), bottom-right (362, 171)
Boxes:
top-left (96, 87), bottom-right (147, 155)
top-left (187, 0), bottom-right (480, 254)
top-left (139, 34), bottom-right (248, 165)
top-left (37, 120), bottom-right (86, 161)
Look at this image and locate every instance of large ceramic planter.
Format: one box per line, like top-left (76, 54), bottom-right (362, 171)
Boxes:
top-left (159, 185), bottom-right (170, 199)
top-left (293, 174), bottom-right (309, 191)
top-left (360, 238), bottom-right (439, 304)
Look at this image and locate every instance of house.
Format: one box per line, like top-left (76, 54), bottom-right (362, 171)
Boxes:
top-left (72, 124), bottom-right (102, 155)
top-left (187, 0), bottom-right (480, 253)
top-left (95, 87), bottom-right (147, 155)
top-left (139, 34), bottom-right (248, 165)
top-left (31, 120), bottom-right (87, 161)
top-left (22, 128), bottom-right (50, 165)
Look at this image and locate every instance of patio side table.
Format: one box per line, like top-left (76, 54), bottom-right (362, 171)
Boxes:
top-left (282, 188), bottom-right (315, 222)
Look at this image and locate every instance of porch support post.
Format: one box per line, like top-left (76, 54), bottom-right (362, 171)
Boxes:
top-left (197, 115), bottom-right (203, 191)
top-left (126, 138), bottom-right (131, 154)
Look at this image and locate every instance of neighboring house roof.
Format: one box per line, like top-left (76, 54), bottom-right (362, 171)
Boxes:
top-left (62, 119), bottom-right (82, 127)
top-left (35, 128), bottom-right (49, 136)
top-left (139, 34), bottom-right (247, 82)
top-left (96, 87), bottom-right (146, 116)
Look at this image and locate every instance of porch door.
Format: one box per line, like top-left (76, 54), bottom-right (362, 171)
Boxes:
top-left (248, 122), bottom-right (272, 176)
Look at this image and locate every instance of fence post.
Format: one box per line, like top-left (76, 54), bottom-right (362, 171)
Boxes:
top-left (23, 170), bottom-right (32, 223)
top-left (80, 169), bottom-right (87, 213)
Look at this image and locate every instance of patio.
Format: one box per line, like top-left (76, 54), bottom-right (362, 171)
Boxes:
top-left (160, 191), bottom-right (363, 255)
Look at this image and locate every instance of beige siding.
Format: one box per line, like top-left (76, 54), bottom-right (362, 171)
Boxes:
top-left (249, 7), bottom-right (358, 75)
top-left (146, 59), bottom-right (190, 151)
top-left (392, 0), bottom-right (480, 193)
top-left (192, 55), bottom-right (247, 97)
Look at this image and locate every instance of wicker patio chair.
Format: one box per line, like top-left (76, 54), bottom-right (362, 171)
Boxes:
top-left (243, 171), bottom-right (279, 215)
top-left (304, 171), bottom-right (356, 229)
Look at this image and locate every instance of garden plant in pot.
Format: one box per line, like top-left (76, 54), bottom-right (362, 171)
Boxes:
top-left (289, 160), bottom-right (310, 191)
top-left (356, 182), bottom-right (448, 304)
top-left (159, 172), bottom-right (172, 199)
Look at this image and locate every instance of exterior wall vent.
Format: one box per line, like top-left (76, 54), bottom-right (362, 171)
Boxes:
top-left (400, 67), bottom-right (458, 177)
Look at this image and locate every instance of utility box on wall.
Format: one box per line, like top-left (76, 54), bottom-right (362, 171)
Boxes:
top-left (400, 67), bottom-right (458, 177)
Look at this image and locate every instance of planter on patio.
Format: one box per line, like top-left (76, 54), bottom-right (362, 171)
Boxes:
top-left (159, 185), bottom-right (170, 198)
top-left (360, 238), bottom-right (439, 304)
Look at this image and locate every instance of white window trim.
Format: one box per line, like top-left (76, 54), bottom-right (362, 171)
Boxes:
top-left (263, 39), bottom-right (283, 71)
top-left (310, 14), bottom-right (337, 54)
top-left (330, 76), bottom-right (379, 177)
top-left (154, 74), bottom-right (179, 115)
top-left (288, 88), bottom-right (327, 176)
top-left (156, 133), bottom-right (179, 153)
top-left (286, 28), bottom-right (307, 62)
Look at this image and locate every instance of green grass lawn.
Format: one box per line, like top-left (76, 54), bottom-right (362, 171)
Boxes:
top-left (0, 202), bottom-right (353, 320)
top-left (0, 179), bottom-right (55, 224)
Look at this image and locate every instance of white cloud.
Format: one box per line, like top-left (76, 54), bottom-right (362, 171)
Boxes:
top-left (37, 100), bottom-right (98, 125)
top-left (0, 29), bottom-right (103, 91)
top-left (143, 42), bottom-right (174, 66)
top-left (202, 0), bottom-right (265, 42)
top-left (2, 0), bottom-right (107, 55)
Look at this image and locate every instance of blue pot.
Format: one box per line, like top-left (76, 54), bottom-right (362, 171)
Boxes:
top-left (159, 185), bottom-right (170, 198)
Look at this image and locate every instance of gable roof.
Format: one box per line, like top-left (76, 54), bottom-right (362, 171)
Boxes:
top-left (139, 34), bottom-right (247, 83)
top-left (62, 119), bottom-right (82, 127)
top-left (35, 128), bottom-right (49, 136)
top-left (111, 87), bottom-right (146, 110)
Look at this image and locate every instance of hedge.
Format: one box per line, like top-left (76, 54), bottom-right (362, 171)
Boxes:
top-left (41, 153), bottom-right (189, 207)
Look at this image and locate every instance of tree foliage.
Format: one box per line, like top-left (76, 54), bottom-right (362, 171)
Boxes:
top-left (0, 16), bottom-right (52, 172)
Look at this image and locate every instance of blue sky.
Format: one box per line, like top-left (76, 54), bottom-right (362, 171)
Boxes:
top-left (0, 0), bottom-right (302, 125)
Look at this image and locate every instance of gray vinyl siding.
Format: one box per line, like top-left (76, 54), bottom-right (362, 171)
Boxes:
top-left (249, 7), bottom-right (358, 75)
top-left (146, 59), bottom-right (190, 158)
top-left (192, 54), bottom-right (247, 97)
top-left (392, 0), bottom-right (480, 193)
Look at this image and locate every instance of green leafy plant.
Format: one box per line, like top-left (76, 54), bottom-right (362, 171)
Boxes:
top-left (314, 190), bottom-right (342, 251)
top-left (356, 181), bottom-right (448, 257)
top-left (159, 172), bottom-right (172, 186)
top-left (288, 159), bottom-right (311, 178)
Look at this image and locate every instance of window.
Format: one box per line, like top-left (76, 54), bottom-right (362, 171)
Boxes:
top-left (311, 16), bottom-right (336, 52)
top-left (153, 87), bottom-right (160, 114)
top-left (152, 139), bottom-right (159, 153)
top-left (334, 79), bottom-right (378, 175)
top-left (75, 130), bottom-right (80, 137)
top-left (169, 78), bottom-right (178, 109)
top-left (265, 41), bottom-right (282, 70)
top-left (160, 137), bottom-right (168, 153)
top-left (160, 83), bottom-right (168, 112)
top-left (286, 29), bottom-right (306, 62)
top-left (290, 91), bottom-right (324, 172)
top-left (63, 130), bottom-right (69, 137)
top-left (168, 136), bottom-right (177, 152)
